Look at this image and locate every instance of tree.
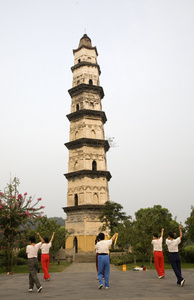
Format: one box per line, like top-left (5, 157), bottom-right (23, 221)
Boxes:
top-left (30, 216), bottom-right (69, 255)
top-left (131, 205), bottom-right (177, 267)
top-left (185, 206), bottom-right (194, 243)
top-left (98, 201), bottom-right (131, 237)
top-left (0, 177), bottom-right (44, 272)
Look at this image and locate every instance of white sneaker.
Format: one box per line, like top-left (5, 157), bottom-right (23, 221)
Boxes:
top-left (181, 279), bottom-right (185, 287)
top-left (99, 284), bottom-right (103, 289)
top-left (105, 287), bottom-right (109, 289)
top-left (28, 288), bottom-right (33, 292)
top-left (37, 286), bottom-right (42, 293)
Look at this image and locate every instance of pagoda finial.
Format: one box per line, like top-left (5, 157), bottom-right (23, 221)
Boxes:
top-left (78, 34), bottom-right (92, 48)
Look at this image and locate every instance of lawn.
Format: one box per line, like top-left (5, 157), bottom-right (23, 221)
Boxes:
top-left (114, 262), bottom-right (194, 271)
top-left (0, 261), bottom-right (72, 274)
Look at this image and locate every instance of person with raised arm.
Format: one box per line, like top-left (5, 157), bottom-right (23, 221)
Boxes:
top-left (166, 225), bottom-right (185, 286)
top-left (95, 232), bottom-right (118, 290)
top-left (151, 228), bottom-right (165, 278)
top-left (37, 232), bottom-right (55, 281)
top-left (26, 234), bottom-right (43, 293)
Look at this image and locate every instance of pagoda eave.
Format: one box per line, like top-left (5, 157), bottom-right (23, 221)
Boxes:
top-left (71, 61), bottom-right (101, 75)
top-left (64, 170), bottom-right (112, 181)
top-left (63, 204), bottom-right (103, 213)
top-left (66, 109), bottom-right (107, 124)
top-left (65, 138), bottom-right (110, 152)
top-left (68, 84), bottom-right (104, 99)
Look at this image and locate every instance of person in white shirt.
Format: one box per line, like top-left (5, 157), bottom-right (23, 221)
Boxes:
top-left (166, 225), bottom-right (185, 286)
top-left (151, 228), bottom-right (165, 278)
top-left (95, 232), bottom-right (118, 289)
top-left (26, 234), bottom-right (42, 293)
top-left (38, 232), bottom-right (55, 281)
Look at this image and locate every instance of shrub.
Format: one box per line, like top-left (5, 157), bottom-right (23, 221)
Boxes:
top-left (17, 248), bottom-right (27, 259)
top-left (181, 245), bottom-right (194, 263)
top-left (110, 253), bottom-right (134, 265)
top-left (16, 257), bottom-right (27, 265)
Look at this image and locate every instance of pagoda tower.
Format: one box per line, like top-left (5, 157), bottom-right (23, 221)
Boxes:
top-left (63, 34), bottom-right (111, 253)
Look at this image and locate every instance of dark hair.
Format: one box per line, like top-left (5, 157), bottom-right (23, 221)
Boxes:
top-left (44, 237), bottom-right (49, 243)
top-left (29, 236), bottom-right (36, 243)
top-left (98, 233), bottom-right (105, 240)
top-left (153, 233), bottom-right (158, 238)
top-left (95, 235), bottom-right (100, 244)
top-left (168, 231), bottom-right (175, 239)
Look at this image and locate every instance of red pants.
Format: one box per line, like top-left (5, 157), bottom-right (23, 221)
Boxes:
top-left (41, 254), bottom-right (51, 280)
top-left (154, 251), bottom-right (165, 277)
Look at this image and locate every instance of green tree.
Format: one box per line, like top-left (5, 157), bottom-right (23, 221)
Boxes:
top-left (131, 205), bottom-right (177, 267)
top-left (98, 201), bottom-right (131, 238)
top-left (28, 216), bottom-right (69, 258)
top-left (185, 206), bottom-right (194, 243)
top-left (0, 177), bottom-right (44, 272)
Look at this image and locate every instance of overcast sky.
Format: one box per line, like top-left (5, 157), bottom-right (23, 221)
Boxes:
top-left (0, 0), bottom-right (194, 224)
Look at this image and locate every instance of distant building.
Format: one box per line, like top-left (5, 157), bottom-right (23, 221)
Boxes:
top-left (63, 34), bottom-right (111, 252)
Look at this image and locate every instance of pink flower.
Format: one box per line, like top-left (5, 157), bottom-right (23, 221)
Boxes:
top-left (24, 211), bottom-right (30, 216)
top-left (24, 192), bottom-right (27, 196)
top-left (37, 198), bottom-right (42, 201)
top-left (40, 206), bottom-right (45, 209)
top-left (0, 206), bottom-right (3, 209)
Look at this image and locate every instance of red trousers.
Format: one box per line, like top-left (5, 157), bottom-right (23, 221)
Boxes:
top-left (41, 254), bottom-right (51, 280)
top-left (154, 251), bottom-right (165, 276)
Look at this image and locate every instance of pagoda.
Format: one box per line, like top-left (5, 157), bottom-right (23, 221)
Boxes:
top-left (63, 34), bottom-right (111, 252)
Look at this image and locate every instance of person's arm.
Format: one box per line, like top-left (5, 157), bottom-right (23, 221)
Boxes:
top-left (161, 228), bottom-right (164, 238)
top-left (111, 233), bottom-right (118, 242)
top-left (50, 232), bottom-right (55, 243)
top-left (179, 225), bottom-right (183, 239)
top-left (37, 232), bottom-right (44, 243)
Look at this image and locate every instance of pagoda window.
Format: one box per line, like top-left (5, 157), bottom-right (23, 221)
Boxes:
top-left (89, 79), bottom-right (93, 85)
top-left (76, 104), bottom-right (79, 111)
top-left (92, 160), bottom-right (97, 171)
top-left (74, 194), bottom-right (78, 206)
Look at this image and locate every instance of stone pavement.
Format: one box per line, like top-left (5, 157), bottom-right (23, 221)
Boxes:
top-left (0, 263), bottom-right (194, 300)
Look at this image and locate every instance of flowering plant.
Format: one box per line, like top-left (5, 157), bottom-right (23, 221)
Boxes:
top-left (0, 177), bottom-right (45, 272)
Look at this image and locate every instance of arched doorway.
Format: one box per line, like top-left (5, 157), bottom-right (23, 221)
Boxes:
top-left (73, 237), bottom-right (78, 253)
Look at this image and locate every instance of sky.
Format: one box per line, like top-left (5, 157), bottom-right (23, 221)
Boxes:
top-left (0, 0), bottom-right (194, 224)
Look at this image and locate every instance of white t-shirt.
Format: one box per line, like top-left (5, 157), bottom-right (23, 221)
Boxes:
top-left (95, 239), bottom-right (112, 254)
top-left (151, 237), bottom-right (163, 251)
top-left (26, 242), bottom-right (42, 258)
top-left (166, 237), bottom-right (181, 252)
top-left (40, 242), bottom-right (52, 254)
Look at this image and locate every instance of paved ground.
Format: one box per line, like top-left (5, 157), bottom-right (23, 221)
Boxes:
top-left (0, 263), bottom-right (194, 300)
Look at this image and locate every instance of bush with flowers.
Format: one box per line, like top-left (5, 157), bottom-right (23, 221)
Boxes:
top-left (0, 177), bottom-right (45, 272)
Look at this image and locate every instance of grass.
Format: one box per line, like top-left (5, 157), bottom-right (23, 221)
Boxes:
top-left (0, 261), bottom-right (72, 275)
top-left (114, 262), bottom-right (194, 271)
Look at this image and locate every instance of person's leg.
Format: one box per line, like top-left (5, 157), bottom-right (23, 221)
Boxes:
top-left (46, 254), bottom-right (51, 278)
top-left (160, 252), bottom-right (165, 277)
top-left (154, 251), bottom-right (160, 276)
top-left (104, 255), bottom-right (110, 288)
top-left (28, 259), bottom-right (34, 289)
top-left (32, 258), bottom-right (42, 289)
top-left (169, 253), bottom-right (183, 284)
top-left (41, 254), bottom-right (47, 279)
top-left (157, 252), bottom-right (165, 277)
top-left (98, 255), bottom-right (104, 286)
